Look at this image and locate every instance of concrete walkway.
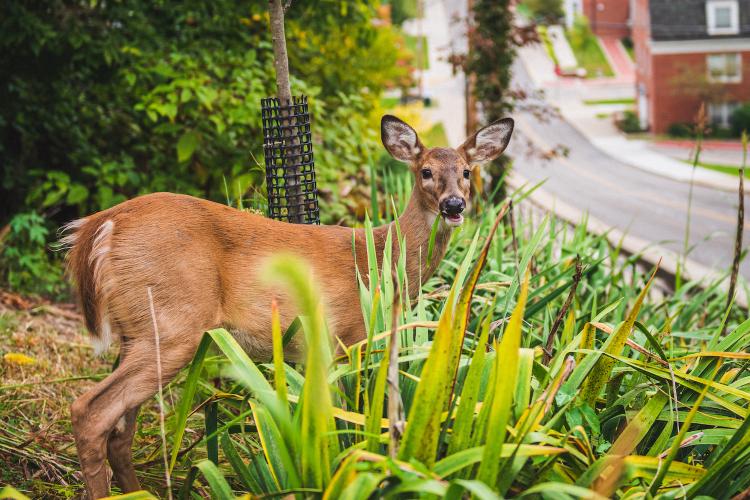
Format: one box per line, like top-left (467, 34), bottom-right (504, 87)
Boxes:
top-left (650, 141), bottom-right (747, 169)
top-left (598, 36), bottom-right (634, 81)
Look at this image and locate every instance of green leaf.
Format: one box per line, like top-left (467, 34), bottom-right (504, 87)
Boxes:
top-left (264, 255), bottom-right (339, 489)
top-left (579, 266), bottom-right (657, 406)
top-left (448, 315), bottom-right (492, 456)
top-left (66, 184), bottom-right (89, 205)
top-left (477, 275), bottom-right (528, 487)
top-left (169, 334), bottom-right (211, 472)
top-left (609, 392), bottom-right (668, 456)
top-left (195, 460), bottom-right (235, 499)
top-left (221, 432), bottom-right (263, 493)
top-left (399, 202), bottom-right (509, 467)
top-left (0, 486), bottom-right (32, 500)
top-left (434, 444), bottom-right (565, 477)
top-left (177, 130), bottom-right (200, 163)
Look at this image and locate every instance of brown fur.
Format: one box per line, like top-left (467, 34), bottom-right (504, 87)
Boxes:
top-left (63, 115), bottom-right (513, 498)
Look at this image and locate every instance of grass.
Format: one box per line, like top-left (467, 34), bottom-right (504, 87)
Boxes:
top-left (0, 301), bottom-right (117, 498)
top-left (537, 25), bottom-right (559, 67)
top-left (403, 33), bottom-right (429, 70)
top-left (380, 96), bottom-right (401, 109)
top-left (3, 167), bottom-right (750, 498)
top-left (566, 33), bottom-right (614, 78)
top-left (566, 16), bottom-right (614, 78)
top-left (680, 159), bottom-right (750, 178)
top-left (584, 98), bottom-right (635, 106)
top-left (422, 122), bottom-right (448, 148)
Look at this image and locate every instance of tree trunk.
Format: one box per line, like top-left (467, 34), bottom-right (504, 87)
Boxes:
top-left (269, 0), bottom-right (292, 104)
top-left (268, 0), bottom-right (302, 222)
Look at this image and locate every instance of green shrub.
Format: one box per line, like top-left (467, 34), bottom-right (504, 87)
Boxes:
top-left (667, 122), bottom-right (694, 138)
top-left (617, 110), bottom-right (642, 133)
top-left (167, 180), bottom-right (750, 498)
top-left (730, 102), bottom-right (750, 137)
top-left (0, 0), bottom-right (411, 296)
top-left (0, 212), bottom-right (64, 298)
top-left (389, 0), bottom-right (418, 25)
top-left (522, 0), bottom-right (563, 23)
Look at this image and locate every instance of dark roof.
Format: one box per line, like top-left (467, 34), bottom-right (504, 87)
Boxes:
top-left (649, 0), bottom-right (750, 40)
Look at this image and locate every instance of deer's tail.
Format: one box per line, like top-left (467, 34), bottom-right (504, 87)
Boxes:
top-left (60, 215), bottom-right (116, 355)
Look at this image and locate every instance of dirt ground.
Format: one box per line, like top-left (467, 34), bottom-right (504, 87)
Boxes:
top-left (0, 290), bottom-right (113, 497)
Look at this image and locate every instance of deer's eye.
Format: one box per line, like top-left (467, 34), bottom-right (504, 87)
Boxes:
top-left (421, 169), bottom-right (433, 180)
top-left (463, 169), bottom-right (471, 179)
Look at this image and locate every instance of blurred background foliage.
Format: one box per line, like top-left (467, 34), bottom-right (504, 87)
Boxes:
top-left (0, 0), bottom-right (421, 296)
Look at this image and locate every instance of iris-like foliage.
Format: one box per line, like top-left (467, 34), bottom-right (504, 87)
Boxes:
top-left (126, 179), bottom-right (750, 499)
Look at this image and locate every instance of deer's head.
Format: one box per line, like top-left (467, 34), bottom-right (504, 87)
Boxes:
top-left (381, 115), bottom-right (514, 227)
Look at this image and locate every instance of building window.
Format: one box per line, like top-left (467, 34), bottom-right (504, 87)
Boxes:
top-left (707, 53), bottom-right (742, 83)
top-left (706, 0), bottom-right (740, 35)
top-left (708, 102), bottom-right (740, 127)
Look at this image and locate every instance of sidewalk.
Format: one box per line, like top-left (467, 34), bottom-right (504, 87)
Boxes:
top-left (558, 100), bottom-right (747, 192)
top-left (598, 36), bottom-right (634, 82)
top-left (650, 141), bottom-right (747, 168)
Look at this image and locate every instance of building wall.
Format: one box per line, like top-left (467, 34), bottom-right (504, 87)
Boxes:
top-left (649, 51), bottom-right (750, 133)
top-left (632, 0), bottom-right (653, 130)
top-left (583, 0), bottom-right (630, 37)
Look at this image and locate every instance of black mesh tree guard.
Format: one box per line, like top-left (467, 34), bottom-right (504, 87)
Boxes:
top-left (261, 95), bottom-right (320, 224)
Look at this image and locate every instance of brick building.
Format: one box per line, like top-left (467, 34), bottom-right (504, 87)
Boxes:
top-left (564, 0), bottom-right (630, 37)
top-left (633, 0), bottom-right (750, 133)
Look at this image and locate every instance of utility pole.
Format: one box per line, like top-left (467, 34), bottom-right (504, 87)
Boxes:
top-left (465, 0), bottom-right (478, 137)
top-left (417, 0), bottom-right (425, 100)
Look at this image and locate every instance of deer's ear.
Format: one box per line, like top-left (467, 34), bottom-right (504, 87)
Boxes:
top-left (381, 115), bottom-right (424, 163)
top-left (458, 118), bottom-right (514, 165)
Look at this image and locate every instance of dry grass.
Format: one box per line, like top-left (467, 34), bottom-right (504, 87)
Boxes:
top-left (0, 291), bottom-right (178, 498)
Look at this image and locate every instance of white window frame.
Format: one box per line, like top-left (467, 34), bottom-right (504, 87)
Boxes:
top-left (707, 53), bottom-right (742, 83)
top-left (706, 0), bottom-right (740, 36)
top-left (708, 101), bottom-right (740, 127)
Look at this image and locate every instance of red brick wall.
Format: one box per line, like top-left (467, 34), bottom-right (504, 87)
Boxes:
top-left (583, 0), bottom-right (630, 37)
top-left (632, 0), bottom-right (652, 129)
top-left (650, 52), bottom-right (750, 134)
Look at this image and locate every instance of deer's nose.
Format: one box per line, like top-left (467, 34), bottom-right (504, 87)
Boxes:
top-left (440, 196), bottom-right (465, 216)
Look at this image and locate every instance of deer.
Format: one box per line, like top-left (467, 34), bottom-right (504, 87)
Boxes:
top-left (61, 114), bottom-right (514, 498)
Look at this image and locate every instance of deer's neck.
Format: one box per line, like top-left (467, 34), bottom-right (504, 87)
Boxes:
top-left (372, 190), bottom-right (452, 297)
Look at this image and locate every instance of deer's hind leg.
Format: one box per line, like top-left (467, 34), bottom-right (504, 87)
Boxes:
top-left (72, 336), bottom-right (201, 498)
top-left (107, 405), bottom-right (141, 493)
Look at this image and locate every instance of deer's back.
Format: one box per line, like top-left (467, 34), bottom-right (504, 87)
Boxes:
top-left (68, 192), bottom-right (366, 360)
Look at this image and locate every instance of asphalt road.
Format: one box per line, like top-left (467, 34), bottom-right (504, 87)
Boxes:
top-left (509, 62), bottom-right (750, 280)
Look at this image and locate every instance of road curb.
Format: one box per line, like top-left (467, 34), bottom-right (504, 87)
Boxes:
top-left (555, 107), bottom-right (749, 194)
top-left (508, 171), bottom-right (747, 308)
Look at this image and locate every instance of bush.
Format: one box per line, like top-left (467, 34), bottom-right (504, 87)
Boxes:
top-left (0, 0), bottom-right (412, 296)
top-left (523, 0), bottom-right (563, 23)
top-left (730, 102), bottom-right (750, 137)
top-left (0, 212), bottom-right (64, 297)
top-left (668, 121), bottom-right (738, 139)
top-left (617, 110), bottom-right (642, 133)
top-left (667, 122), bottom-right (694, 138)
top-left (390, 0), bottom-right (417, 25)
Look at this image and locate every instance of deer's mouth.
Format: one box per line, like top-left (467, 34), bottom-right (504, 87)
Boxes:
top-left (442, 213), bottom-right (464, 227)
